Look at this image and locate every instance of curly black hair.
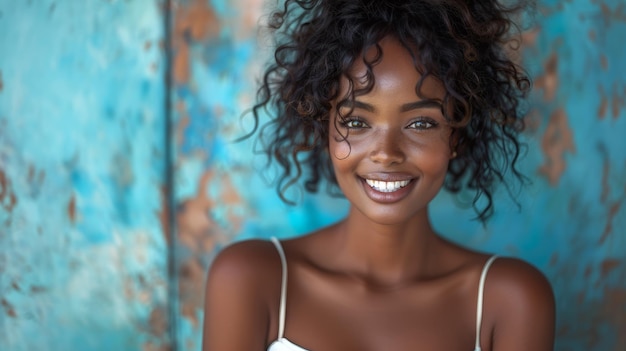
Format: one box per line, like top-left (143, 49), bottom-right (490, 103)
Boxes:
top-left (249, 0), bottom-right (533, 222)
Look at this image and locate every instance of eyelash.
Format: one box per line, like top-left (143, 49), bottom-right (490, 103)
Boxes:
top-left (339, 117), bottom-right (368, 129)
top-left (407, 118), bottom-right (438, 130)
top-left (339, 117), bottom-right (438, 130)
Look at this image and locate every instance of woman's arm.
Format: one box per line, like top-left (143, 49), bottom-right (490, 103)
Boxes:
top-left (488, 258), bottom-right (556, 351)
top-left (202, 241), bottom-right (277, 351)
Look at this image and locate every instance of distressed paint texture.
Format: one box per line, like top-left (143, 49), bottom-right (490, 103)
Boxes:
top-left (0, 1), bottom-right (170, 350)
top-left (1, 0), bottom-right (625, 350)
top-left (174, 0), bottom-right (626, 351)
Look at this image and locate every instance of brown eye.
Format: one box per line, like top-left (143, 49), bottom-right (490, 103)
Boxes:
top-left (341, 118), bottom-right (368, 129)
top-left (407, 119), bottom-right (437, 130)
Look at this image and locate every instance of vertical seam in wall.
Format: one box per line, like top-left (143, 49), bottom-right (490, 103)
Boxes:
top-left (163, 0), bottom-right (179, 349)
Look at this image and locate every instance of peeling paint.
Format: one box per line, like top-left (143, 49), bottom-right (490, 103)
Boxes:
top-left (172, 0), bottom-right (220, 84)
top-left (599, 199), bottom-right (624, 244)
top-left (601, 259), bottom-right (622, 277)
top-left (1, 298), bottom-right (17, 318)
top-left (68, 194), bottom-right (76, 224)
top-left (0, 169), bottom-right (18, 214)
top-left (148, 306), bottom-right (169, 337)
top-left (602, 288), bottom-right (626, 351)
top-left (0, 1), bottom-right (170, 350)
top-left (538, 109), bottom-right (576, 185)
top-left (1, 0), bottom-right (624, 350)
top-left (178, 259), bottom-right (206, 329)
top-left (534, 52), bottom-right (559, 102)
top-left (611, 86), bottom-right (623, 119)
top-left (600, 54), bottom-right (608, 70)
top-left (599, 94), bottom-right (609, 119)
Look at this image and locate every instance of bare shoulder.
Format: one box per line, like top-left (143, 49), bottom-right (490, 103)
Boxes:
top-left (202, 239), bottom-right (282, 351)
top-left (485, 257), bottom-right (556, 351)
top-left (487, 257), bottom-right (555, 310)
top-left (208, 239), bottom-right (281, 284)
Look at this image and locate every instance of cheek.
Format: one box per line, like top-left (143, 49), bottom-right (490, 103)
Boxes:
top-left (422, 152), bottom-right (452, 180)
top-left (329, 136), bottom-right (352, 161)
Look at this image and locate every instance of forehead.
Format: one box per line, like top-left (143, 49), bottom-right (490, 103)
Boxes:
top-left (341, 36), bottom-right (446, 101)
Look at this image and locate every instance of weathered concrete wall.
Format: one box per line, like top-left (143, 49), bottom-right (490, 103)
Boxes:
top-left (0, 1), bottom-right (171, 350)
top-left (1, 0), bottom-right (624, 350)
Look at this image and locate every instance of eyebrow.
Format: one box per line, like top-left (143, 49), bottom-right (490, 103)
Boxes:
top-left (342, 99), bottom-right (443, 113)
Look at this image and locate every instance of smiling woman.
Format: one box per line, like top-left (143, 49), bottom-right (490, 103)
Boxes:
top-left (202, 1), bottom-right (555, 351)
top-left (329, 38), bottom-right (452, 225)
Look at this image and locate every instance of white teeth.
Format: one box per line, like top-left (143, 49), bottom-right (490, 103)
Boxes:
top-left (365, 179), bottom-right (411, 193)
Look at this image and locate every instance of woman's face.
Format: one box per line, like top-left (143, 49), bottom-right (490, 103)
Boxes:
top-left (329, 37), bottom-right (454, 225)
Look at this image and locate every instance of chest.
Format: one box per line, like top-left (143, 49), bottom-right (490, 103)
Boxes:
top-left (275, 271), bottom-right (481, 351)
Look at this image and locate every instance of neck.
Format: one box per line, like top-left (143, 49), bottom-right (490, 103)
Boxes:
top-left (331, 206), bottom-right (441, 286)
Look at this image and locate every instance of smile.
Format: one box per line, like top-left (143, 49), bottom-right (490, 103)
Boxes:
top-left (365, 179), bottom-right (411, 193)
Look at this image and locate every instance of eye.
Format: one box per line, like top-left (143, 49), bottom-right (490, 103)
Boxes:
top-left (340, 117), bottom-right (368, 129)
top-left (407, 118), bottom-right (438, 130)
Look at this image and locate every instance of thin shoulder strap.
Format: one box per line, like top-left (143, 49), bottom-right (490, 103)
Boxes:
top-left (270, 237), bottom-right (288, 340)
top-left (474, 255), bottom-right (498, 351)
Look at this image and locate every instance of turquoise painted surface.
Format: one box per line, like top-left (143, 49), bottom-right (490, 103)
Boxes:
top-left (1, 0), bottom-right (625, 350)
top-left (0, 1), bottom-right (170, 350)
top-left (174, 0), bottom-right (626, 351)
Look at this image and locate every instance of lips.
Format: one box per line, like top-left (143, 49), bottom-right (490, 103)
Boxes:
top-left (359, 174), bottom-right (416, 203)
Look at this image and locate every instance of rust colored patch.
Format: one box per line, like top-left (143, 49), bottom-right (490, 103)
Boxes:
top-left (175, 168), bottom-right (248, 328)
top-left (588, 29), bottom-right (596, 41)
top-left (601, 287), bottom-right (626, 350)
top-left (178, 259), bottom-right (206, 328)
top-left (176, 101), bottom-right (190, 147)
top-left (148, 307), bottom-right (168, 337)
top-left (232, 0), bottom-right (265, 40)
top-left (600, 259), bottom-right (621, 278)
top-left (144, 41), bottom-right (152, 51)
top-left (600, 2), bottom-right (626, 24)
top-left (143, 342), bottom-right (172, 351)
top-left (521, 27), bottom-right (540, 48)
top-left (177, 170), bottom-right (223, 254)
top-left (1, 298), bottom-right (16, 317)
top-left (611, 87), bottom-right (623, 119)
top-left (598, 95), bottom-right (608, 119)
top-left (68, 194), bottom-right (76, 223)
top-left (0, 169), bottom-right (17, 213)
top-left (534, 53), bottom-right (559, 101)
top-left (600, 55), bottom-right (608, 70)
top-left (0, 169), bottom-right (8, 201)
top-left (172, 0), bottom-right (221, 84)
top-left (538, 109), bottom-right (576, 185)
top-left (0, 70), bottom-right (3, 92)
top-left (173, 44), bottom-right (190, 85)
top-left (27, 165), bottom-right (36, 183)
top-left (599, 200), bottom-right (623, 244)
top-left (524, 110), bottom-right (542, 132)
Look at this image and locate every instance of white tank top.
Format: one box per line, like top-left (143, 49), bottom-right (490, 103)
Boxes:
top-left (267, 237), bottom-right (498, 351)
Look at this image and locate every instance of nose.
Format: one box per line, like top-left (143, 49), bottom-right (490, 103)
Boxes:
top-left (369, 128), bottom-right (406, 165)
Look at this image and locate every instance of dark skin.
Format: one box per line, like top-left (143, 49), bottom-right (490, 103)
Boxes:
top-left (203, 37), bottom-right (556, 351)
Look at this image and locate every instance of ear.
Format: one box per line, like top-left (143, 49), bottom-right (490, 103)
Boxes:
top-left (449, 128), bottom-right (460, 159)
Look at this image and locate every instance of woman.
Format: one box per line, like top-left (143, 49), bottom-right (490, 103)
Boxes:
top-left (203, 0), bottom-right (555, 350)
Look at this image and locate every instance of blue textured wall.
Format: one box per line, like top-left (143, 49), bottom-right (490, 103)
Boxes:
top-left (0, 1), bottom-right (171, 350)
top-left (1, 0), bottom-right (625, 350)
